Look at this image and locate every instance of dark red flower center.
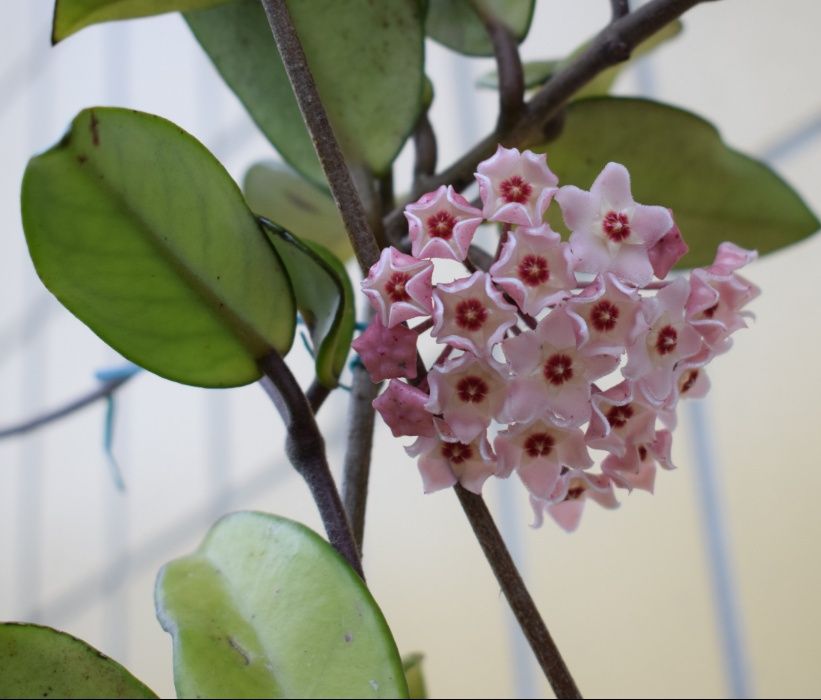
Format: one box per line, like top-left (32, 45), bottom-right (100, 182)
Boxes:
top-left (638, 445), bottom-right (648, 462)
top-left (500, 175), bottom-right (532, 204)
top-left (606, 403), bottom-right (634, 428)
top-left (442, 442), bottom-right (473, 464)
top-left (543, 353), bottom-right (574, 386)
top-left (680, 369), bottom-right (699, 393)
top-left (590, 300), bottom-right (620, 332)
top-left (455, 298), bottom-right (488, 331)
top-left (426, 210), bottom-right (457, 240)
top-left (384, 272), bottom-right (411, 303)
top-left (524, 432), bottom-right (555, 458)
top-left (654, 325), bottom-right (678, 355)
top-left (703, 302), bottom-right (719, 319)
top-left (602, 211), bottom-right (631, 242)
top-left (567, 485), bottom-right (586, 500)
top-left (456, 376), bottom-right (489, 404)
top-left (517, 254), bottom-right (550, 286)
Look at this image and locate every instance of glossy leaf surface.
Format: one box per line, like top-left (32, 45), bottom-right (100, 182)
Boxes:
top-left (186, 0), bottom-right (424, 185)
top-left (156, 511), bottom-right (408, 698)
top-left (0, 623), bottom-right (157, 699)
top-left (21, 108), bottom-right (295, 387)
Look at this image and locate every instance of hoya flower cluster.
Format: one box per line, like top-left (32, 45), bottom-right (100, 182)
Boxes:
top-left (352, 146), bottom-right (759, 531)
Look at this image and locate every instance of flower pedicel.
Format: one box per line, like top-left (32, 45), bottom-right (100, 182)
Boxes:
top-left (356, 145), bottom-right (760, 532)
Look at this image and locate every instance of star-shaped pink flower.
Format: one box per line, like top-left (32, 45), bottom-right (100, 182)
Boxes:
top-left (404, 185), bottom-right (484, 261)
top-left (351, 317), bottom-right (419, 382)
top-left (623, 277), bottom-right (704, 405)
top-left (556, 162), bottom-right (673, 286)
top-left (431, 271), bottom-right (518, 357)
top-left (489, 224), bottom-right (576, 316)
top-left (361, 247), bottom-right (433, 328)
top-left (406, 434), bottom-right (497, 494)
top-left (529, 471), bottom-right (619, 532)
top-left (495, 419), bottom-right (592, 500)
top-left (686, 243), bottom-right (759, 354)
top-left (426, 352), bottom-right (507, 443)
top-left (566, 273), bottom-right (641, 355)
top-left (502, 308), bottom-right (620, 427)
top-left (475, 145), bottom-right (559, 226)
top-left (373, 379), bottom-right (436, 438)
top-left (601, 429), bottom-right (674, 493)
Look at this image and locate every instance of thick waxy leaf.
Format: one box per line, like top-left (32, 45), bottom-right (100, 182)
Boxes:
top-left (0, 623), bottom-right (157, 698)
top-left (477, 21), bottom-right (682, 92)
top-left (402, 654), bottom-right (428, 699)
top-left (156, 511), bottom-right (408, 699)
top-left (21, 108), bottom-right (295, 388)
top-left (52, 0), bottom-right (229, 43)
top-left (541, 98), bottom-right (820, 267)
top-left (426, 0), bottom-right (535, 57)
top-left (261, 221), bottom-right (354, 388)
top-left (186, 0), bottom-right (424, 186)
top-left (243, 160), bottom-right (350, 260)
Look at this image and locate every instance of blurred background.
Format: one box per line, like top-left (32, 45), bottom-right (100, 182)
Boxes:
top-left (1, 0), bottom-right (820, 697)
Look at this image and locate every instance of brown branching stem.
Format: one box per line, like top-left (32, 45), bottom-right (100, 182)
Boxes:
top-left (455, 485), bottom-right (582, 699)
top-left (259, 0), bottom-right (380, 272)
top-left (258, 350), bottom-right (363, 579)
top-left (385, 0), bottom-right (718, 242)
top-left (341, 363), bottom-right (381, 552)
top-left (471, 1), bottom-right (525, 132)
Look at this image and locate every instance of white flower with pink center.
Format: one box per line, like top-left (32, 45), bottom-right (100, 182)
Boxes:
top-left (489, 224), bottom-right (576, 316)
top-left (686, 243), bottom-right (759, 354)
top-left (404, 185), bottom-right (484, 261)
top-left (502, 308), bottom-right (619, 427)
top-left (426, 352), bottom-right (507, 444)
top-left (556, 162), bottom-right (674, 286)
top-left (406, 434), bottom-right (498, 494)
top-left (475, 145), bottom-right (559, 227)
top-left (623, 277), bottom-right (704, 405)
top-left (362, 246), bottom-right (433, 328)
top-left (495, 419), bottom-right (592, 500)
top-left (529, 471), bottom-right (619, 532)
top-left (431, 271), bottom-right (518, 357)
top-left (567, 273), bottom-right (641, 355)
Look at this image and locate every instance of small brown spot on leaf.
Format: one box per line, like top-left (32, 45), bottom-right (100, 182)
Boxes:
top-left (89, 111), bottom-right (100, 146)
top-left (227, 636), bottom-right (251, 666)
top-left (76, 154), bottom-right (87, 164)
top-left (344, 632), bottom-right (353, 643)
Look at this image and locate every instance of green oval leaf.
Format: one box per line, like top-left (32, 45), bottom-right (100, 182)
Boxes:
top-left (261, 221), bottom-right (354, 388)
top-left (426, 0), bottom-right (535, 57)
top-left (0, 623), bottom-right (157, 699)
top-left (21, 107), bottom-right (296, 388)
top-left (540, 97), bottom-right (820, 267)
top-left (52, 0), bottom-right (230, 43)
top-left (156, 511), bottom-right (408, 699)
top-left (185, 0), bottom-right (424, 185)
top-left (244, 160), bottom-right (351, 261)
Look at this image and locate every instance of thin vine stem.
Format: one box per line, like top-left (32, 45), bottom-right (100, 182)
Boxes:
top-left (258, 350), bottom-right (363, 579)
top-left (259, 0), bottom-right (380, 272)
top-left (455, 485), bottom-right (582, 699)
